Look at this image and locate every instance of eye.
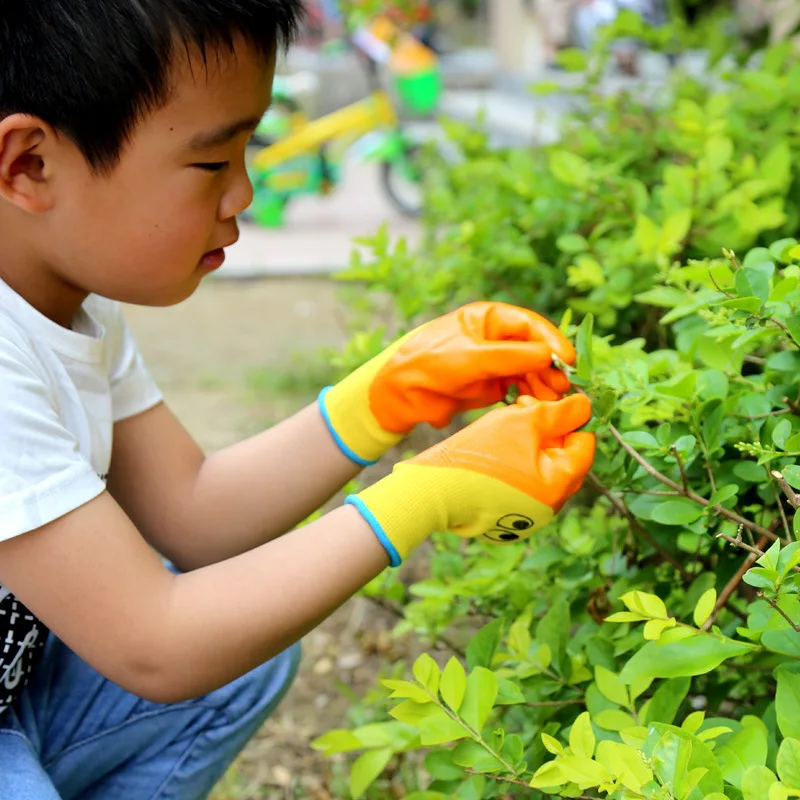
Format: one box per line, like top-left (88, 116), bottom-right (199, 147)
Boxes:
top-left (497, 514), bottom-right (534, 531)
top-left (193, 161), bottom-right (229, 172)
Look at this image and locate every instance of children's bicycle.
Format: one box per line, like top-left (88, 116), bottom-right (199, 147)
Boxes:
top-left (245, 16), bottom-right (442, 228)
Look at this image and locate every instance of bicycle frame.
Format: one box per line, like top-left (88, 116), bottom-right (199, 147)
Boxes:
top-left (252, 89), bottom-right (399, 171)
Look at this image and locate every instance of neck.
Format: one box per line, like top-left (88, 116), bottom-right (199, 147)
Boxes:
top-left (0, 239), bottom-right (88, 328)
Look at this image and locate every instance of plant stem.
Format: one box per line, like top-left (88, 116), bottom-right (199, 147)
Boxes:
top-left (588, 474), bottom-right (691, 581)
top-left (703, 536), bottom-right (768, 629)
top-left (607, 422), bottom-right (779, 541)
top-left (463, 768), bottom-right (532, 789)
top-left (773, 470), bottom-right (800, 510)
top-left (671, 445), bottom-right (690, 493)
top-left (758, 592), bottom-right (800, 632)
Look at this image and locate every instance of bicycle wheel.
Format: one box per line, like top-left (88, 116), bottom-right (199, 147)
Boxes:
top-left (380, 142), bottom-right (424, 218)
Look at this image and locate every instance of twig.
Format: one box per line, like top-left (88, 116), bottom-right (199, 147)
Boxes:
top-left (624, 490), bottom-right (682, 497)
top-left (463, 769), bottom-right (600, 798)
top-left (607, 422), bottom-right (779, 541)
top-left (741, 409), bottom-right (791, 421)
top-left (708, 270), bottom-right (734, 298)
top-left (758, 592), bottom-right (800, 632)
top-left (773, 470), bottom-right (800, 510)
top-left (671, 445), bottom-right (689, 493)
top-left (366, 596), bottom-right (467, 658)
top-left (716, 527), bottom-right (767, 559)
top-left (588, 474), bottom-right (691, 580)
top-left (702, 536), bottom-right (768, 629)
top-left (463, 768), bottom-right (531, 790)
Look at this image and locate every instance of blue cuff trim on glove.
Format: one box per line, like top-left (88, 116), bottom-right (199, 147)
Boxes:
top-left (318, 387), bottom-right (378, 468)
top-left (345, 495), bottom-right (402, 568)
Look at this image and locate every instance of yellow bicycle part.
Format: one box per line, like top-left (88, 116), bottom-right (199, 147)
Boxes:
top-left (252, 90), bottom-right (399, 171)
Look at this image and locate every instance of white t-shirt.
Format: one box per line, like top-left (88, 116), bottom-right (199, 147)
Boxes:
top-left (0, 279), bottom-right (162, 714)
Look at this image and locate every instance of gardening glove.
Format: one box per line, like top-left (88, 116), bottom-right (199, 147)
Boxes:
top-left (319, 302), bottom-right (575, 466)
top-left (346, 393), bottom-right (595, 567)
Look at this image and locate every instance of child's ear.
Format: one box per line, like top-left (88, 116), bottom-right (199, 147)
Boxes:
top-left (0, 115), bottom-right (56, 213)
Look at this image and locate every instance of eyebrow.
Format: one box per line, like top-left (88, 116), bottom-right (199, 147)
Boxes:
top-left (187, 116), bottom-right (263, 150)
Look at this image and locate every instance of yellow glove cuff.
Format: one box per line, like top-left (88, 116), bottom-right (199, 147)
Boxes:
top-left (319, 344), bottom-right (404, 465)
top-left (346, 464), bottom-right (554, 567)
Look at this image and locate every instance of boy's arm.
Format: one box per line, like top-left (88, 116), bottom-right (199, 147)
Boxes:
top-left (0, 491), bottom-right (388, 704)
top-left (108, 401), bottom-right (361, 571)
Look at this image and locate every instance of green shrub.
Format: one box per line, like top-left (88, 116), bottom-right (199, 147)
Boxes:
top-left (314, 237), bottom-right (800, 799)
top-left (341, 41), bottom-right (800, 345)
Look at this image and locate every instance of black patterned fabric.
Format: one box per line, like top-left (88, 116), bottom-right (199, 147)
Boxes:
top-left (0, 588), bottom-right (48, 715)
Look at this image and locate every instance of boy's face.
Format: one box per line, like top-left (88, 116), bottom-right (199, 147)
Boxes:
top-left (42, 40), bottom-right (275, 308)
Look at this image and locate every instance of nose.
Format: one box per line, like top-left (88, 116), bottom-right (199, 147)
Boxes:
top-left (219, 164), bottom-right (255, 221)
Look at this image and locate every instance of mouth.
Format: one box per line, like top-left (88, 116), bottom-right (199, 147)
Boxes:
top-left (199, 236), bottom-right (239, 272)
top-left (199, 248), bottom-right (226, 271)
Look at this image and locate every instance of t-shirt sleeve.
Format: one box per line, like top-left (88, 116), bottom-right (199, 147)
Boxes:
top-left (0, 339), bottom-right (106, 542)
top-left (105, 304), bottom-right (163, 423)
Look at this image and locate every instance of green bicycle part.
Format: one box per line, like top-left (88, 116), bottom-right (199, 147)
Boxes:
top-left (394, 66), bottom-right (442, 115)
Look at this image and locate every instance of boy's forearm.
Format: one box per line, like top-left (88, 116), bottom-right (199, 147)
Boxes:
top-left (171, 403), bottom-right (362, 569)
top-left (138, 505), bottom-right (389, 703)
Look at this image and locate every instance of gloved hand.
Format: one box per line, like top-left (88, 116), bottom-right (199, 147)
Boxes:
top-left (320, 302), bottom-right (575, 465)
top-left (346, 393), bottom-right (595, 567)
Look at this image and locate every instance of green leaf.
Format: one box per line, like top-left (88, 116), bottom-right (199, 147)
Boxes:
top-left (389, 700), bottom-right (440, 727)
top-left (785, 313), bottom-right (800, 348)
top-left (773, 419), bottom-right (792, 450)
top-left (653, 730), bottom-right (693, 795)
top-left (620, 591), bottom-right (669, 620)
top-left (774, 667), bottom-right (800, 739)
top-left (466, 619), bottom-right (503, 670)
top-left (439, 658), bottom-right (467, 713)
top-left (451, 740), bottom-right (505, 773)
top-left (549, 149), bottom-right (591, 187)
top-left (425, 749), bottom-right (464, 782)
top-left (743, 568), bottom-right (779, 590)
top-left (569, 712), bottom-right (596, 759)
top-left (641, 677), bottom-right (691, 726)
top-left (557, 233), bottom-right (590, 254)
top-left (683, 711), bottom-right (706, 734)
top-left (382, 680), bottom-right (434, 704)
top-left (651, 499), bottom-right (705, 525)
top-left (413, 654), bottom-right (440, 695)
top-left (596, 740), bottom-right (654, 792)
top-left (350, 747), bottom-right (393, 799)
top-left (557, 755), bottom-right (611, 790)
top-left (459, 667), bottom-right (498, 733)
top-left (716, 724), bottom-right (769, 789)
top-left (644, 618), bottom-right (677, 641)
top-left (542, 732), bottom-right (565, 756)
top-left (530, 760), bottom-right (567, 789)
top-left (417, 707), bottom-right (470, 746)
top-left (647, 723), bottom-right (725, 797)
top-left (694, 589), bottom-right (718, 628)
top-left (782, 466), bottom-right (800, 491)
top-left (742, 766), bottom-right (779, 800)
top-left (595, 666), bottom-right (629, 706)
top-left (495, 678), bottom-right (525, 705)
top-left (594, 709), bottom-right (636, 731)
top-left (537, 597), bottom-right (571, 677)
top-left (619, 635), bottom-right (752, 683)
top-left (777, 738), bottom-right (800, 789)
top-left (576, 314), bottom-right (594, 381)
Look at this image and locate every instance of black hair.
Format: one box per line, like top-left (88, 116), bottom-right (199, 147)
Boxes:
top-left (0, 1), bottom-right (305, 171)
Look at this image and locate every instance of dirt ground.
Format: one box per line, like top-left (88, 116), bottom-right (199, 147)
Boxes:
top-left (123, 278), bottom-right (418, 799)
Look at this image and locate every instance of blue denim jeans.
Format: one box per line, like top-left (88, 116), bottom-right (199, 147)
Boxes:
top-left (0, 632), bottom-right (301, 799)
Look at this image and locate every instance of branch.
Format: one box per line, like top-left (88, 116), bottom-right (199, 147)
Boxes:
top-left (463, 769), bottom-right (601, 798)
top-left (702, 535), bottom-right (768, 630)
top-left (671, 445), bottom-right (689, 493)
top-left (773, 470), bottom-right (800, 510)
top-left (588, 474), bottom-right (691, 581)
top-left (758, 592), bottom-right (800, 632)
top-left (607, 422), bottom-right (779, 541)
top-left (716, 526), bottom-right (767, 558)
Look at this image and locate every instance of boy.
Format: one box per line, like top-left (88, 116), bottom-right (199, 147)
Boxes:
top-left (0, 2), bottom-right (595, 797)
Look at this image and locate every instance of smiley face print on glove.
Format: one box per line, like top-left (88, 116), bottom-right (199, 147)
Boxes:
top-left (481, 513), bottom-right (538, 544)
